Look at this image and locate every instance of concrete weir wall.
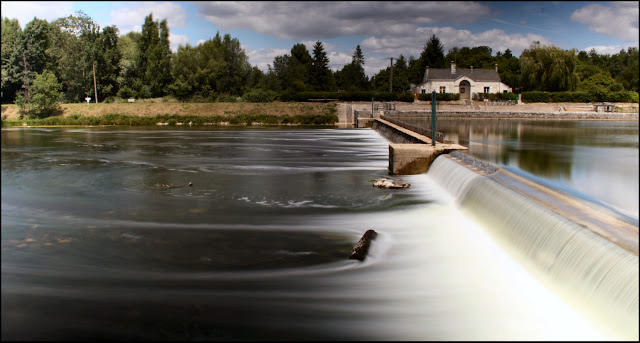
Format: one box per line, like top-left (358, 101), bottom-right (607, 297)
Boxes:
top-left (371, 118), bottom-right (467, 175)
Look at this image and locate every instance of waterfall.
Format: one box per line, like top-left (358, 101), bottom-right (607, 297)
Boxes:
top-left (427, 153), bottom-right (639, 340)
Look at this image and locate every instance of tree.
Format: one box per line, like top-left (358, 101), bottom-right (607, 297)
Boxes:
top-left (310, 41), bottom-right (335, 91)
top-left (1, 17), bottom-right (22, 103)
top-left (336, 45), bottom-right (368, 91)
top-left (392, 54), bottom-right (409, 92)
top-left (520, 41), bottom-right (579, 92)
top-left (16, 70), bottom-right (62, 118)
top-left (7, 18), bottom-right (52, 107)
top-left (409, 34), bottom-right (445, 84)
top-left (137, 13), bottom-right (173, 98)
top-left (117, 32), bottom-right (141, 98)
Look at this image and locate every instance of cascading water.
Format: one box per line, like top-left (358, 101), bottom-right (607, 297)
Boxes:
top-left (427, 152), bottom-right (639, 340)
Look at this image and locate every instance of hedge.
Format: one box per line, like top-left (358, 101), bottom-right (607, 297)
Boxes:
top-left (417, 92), bottom-right (460, 101)
top-left (279, 91), bottom-right (415, 102)
top-left (522, 90), bottom-right (638, 103)
top-left (473, 92), bottom-right (518, 101)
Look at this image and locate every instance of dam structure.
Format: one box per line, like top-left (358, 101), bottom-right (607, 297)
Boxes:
top-left (369, 110), bottom-right (639, 340)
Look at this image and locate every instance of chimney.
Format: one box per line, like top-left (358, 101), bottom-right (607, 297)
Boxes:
top-left (450, 61), bottom-right (456, 74)
top-left (470, 66), bottom-right (473, 73)
top-left (423, 66), bottom-right (429, 82)
top-left (495, 64), bottom-right (498, 73)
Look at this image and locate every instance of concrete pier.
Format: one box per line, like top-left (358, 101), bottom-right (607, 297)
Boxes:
top-left (389, 143), bottom-right (468, 175)
top-left (372, 118), bottom-right (467, 175)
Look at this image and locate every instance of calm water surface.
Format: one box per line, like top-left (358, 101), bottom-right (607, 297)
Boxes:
top-left (1, 123), bottom-right (635, 340)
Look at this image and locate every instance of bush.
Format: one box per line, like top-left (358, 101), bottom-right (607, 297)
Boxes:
top-left (16, 71), bottom-right (63, 119)
top-left (117, 85), bottom-right (136, 99)
top-left (522, 91), bottom-right (552, 103)
top-left (278, 91), bottom-right (415, 102)
top-left (217, 94), bottom-right (239, 103)
top-left (242, 89), bottom-right (278, 103)
top-left (417, 92), bottom-right (461, 101)
top-left (473, 92), bottom-right (518, 101)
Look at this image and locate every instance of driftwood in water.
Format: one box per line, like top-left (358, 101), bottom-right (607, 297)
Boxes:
top-left (372, 178), bottom-right (410, 189)
top-left (349, 229), bottom-right (378, 261)
top-left (155, 182), bottom-right (193, 189)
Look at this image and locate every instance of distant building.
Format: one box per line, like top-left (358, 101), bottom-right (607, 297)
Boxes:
top-left (412, 62), bottom-right (512, 99)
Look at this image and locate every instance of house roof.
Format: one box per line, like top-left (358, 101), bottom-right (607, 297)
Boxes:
top-left (422, 68), bottom-right (502, 83)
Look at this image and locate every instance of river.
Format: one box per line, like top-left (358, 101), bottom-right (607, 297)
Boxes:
top-left (1, 121), bottom-right (637, 340)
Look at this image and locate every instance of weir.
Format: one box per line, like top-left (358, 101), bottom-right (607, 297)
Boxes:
top-left (426, 151), bottom-right (639, 340)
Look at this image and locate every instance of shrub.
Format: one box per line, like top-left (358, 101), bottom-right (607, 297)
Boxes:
top-left (16, 71), bottom-right (63, 119)
top-left (242, 89), bottom-right (278, 103)
top-left (473, 92), bottom-right (518, 101)
top-left (217, 94), bottom-right (239, 103)
top-left (417, 92), bottom-right (460, 101)
top-left (522, 91), bottom-right (552, 103)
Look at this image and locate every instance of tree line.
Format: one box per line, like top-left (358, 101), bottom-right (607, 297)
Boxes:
top-left (2, 12), bottom-right (639, 113)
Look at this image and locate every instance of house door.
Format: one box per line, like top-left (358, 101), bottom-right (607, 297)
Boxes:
top-left (459, 80), bottom-right (470, 99)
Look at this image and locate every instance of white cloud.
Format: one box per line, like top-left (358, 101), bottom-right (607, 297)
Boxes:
top-left (583, 43), bottom-right (638, 56)
top-left (195, 1), bottom-right (491, 40)
top-left (243, 45), bottom-right (291, 72)
top-left (169, 33), bottom-right (190, 52)
top-left (109, 1), bottom-right (188, 35)
top-left (571, 2), bottom-right (639, 42)
top-left (0, 1), bottom-right (73, 27)
top-left (360, 26), bottom-right (550, 62)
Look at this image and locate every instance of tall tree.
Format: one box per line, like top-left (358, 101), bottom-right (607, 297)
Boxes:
top-left (520, 41), bottom-right (579, 91)
top-left (336, 45), bottom-right (368, 91)
top-left (1, 17), bottom-right (22, 103)
top-left (8, 18), bottom-right (52, 106)
top-left (310, 41), bottom-right (335, 91)
top-left (409, 34), bottom-right (445, 84)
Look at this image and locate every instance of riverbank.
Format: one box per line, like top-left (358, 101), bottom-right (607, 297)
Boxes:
top-left (0, 102), bottom-right (339, 127)
top-left (2, 100), bottom-right (638, 127)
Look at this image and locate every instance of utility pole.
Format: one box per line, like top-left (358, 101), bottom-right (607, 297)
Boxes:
top-left (93, 61), bottom-right (98, 104)
top-left (389, 57), bottom-right (393, 92)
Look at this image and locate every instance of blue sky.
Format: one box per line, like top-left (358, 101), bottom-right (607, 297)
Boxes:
top-left (2, 1), bottom-right (638, 76)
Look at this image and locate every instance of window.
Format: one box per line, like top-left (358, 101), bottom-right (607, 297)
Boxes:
top-left (421, 89), bottom-right (426, 94)
top-left (484, 87), bottom-right (490, 93)
top-left (439, 86), bottom-right (446, 93)
top-left (503, 90), bottom-right (508, 93)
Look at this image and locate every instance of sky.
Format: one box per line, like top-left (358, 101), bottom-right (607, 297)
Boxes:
top-left (2, 1), bottom-right (638, 77)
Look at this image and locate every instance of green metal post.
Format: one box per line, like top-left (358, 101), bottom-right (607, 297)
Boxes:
top-left (431, 91), bottom-right (436, 146)
top-left (371, 98), bottom-right (374, 118)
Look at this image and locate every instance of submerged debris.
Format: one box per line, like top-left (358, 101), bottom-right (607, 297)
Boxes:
top-left (372, 178), bottom-right (410, 189)
top-left (155, 182), bottom-right (193, 189)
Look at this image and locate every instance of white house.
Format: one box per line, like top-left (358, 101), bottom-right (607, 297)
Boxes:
top-left (412, 62), bottom-right (512, 99)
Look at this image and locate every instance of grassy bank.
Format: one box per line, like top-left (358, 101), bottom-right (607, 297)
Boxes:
top-left (1, 102), bottom-right (339, 127)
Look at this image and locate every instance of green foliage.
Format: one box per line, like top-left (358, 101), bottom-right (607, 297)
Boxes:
top-left (279, 91), bottom-right (414, 102)
top-left (16, 70), bottom-right (62, 118)
top-left (2, 112), bottom-right (339, 127)
top-left (472, 92), bottom-right (518, 101)
top-left (310, 41), bottom-right (336, 91)
top-left (417, 92), bottom-right (461, 101)
top-left (216, 94), bottom-right (239, 103)
top-left (1, 17), bottom-right (22, 103)
top-left (520, 90), bottom-right (638, 103)
top-left (520, 42), bottom-right (579, 92)
top-left (241, 89), bottom-right (278, 103)
top-left (522, 91), bottom-right (552, 103)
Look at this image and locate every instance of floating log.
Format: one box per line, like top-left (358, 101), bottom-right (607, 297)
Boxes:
top-left (349, 229), bottom-right (378, 261)
top-left (372, 178), bottom-right (410, 189)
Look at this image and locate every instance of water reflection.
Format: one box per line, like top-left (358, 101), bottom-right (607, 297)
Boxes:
top-left (401, 118), bottom-right (639, 216)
